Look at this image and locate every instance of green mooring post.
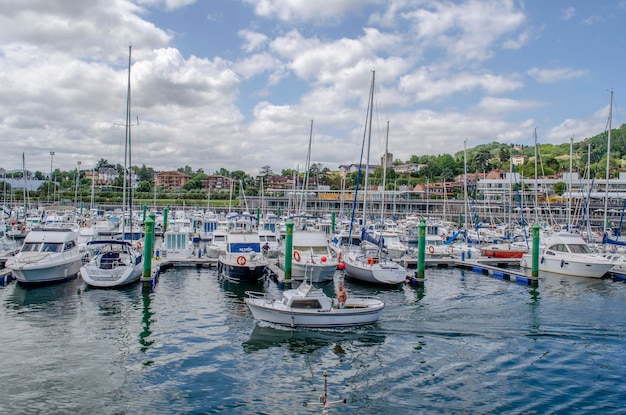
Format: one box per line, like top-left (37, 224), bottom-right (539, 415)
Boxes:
top-left (142, 213), bottom-right (155, 289)
top-left (284, 220), bottom-right (294, 281)
top-left (531, 223), bottom-right (540, 278)
top-left (163, 205), bottom-right (169, 234)
top-left (331, 212), bottom-right (336, 235)
top-left (417, 218), bottom-right (426, 280)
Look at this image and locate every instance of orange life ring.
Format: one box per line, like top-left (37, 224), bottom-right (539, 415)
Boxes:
top-left (137, 242), bottom-right (142, 249)
top-left (21, 227), bottom-right (26, 232)
top-left (236, 255), bottom-right (246, 266)
top-left (367, 257), bottom-right (374, 265)
top-left (428, 245), bottom-right (435, 254)
top-left (293, 250), bottom-right (301, 262)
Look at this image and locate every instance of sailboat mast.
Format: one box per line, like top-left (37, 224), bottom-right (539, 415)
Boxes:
top-left (122, 45), bottom-right (133, 237)
top-left (463, 139), bottom-right (467, 229)
top-left (533, 128), bottom-right (538, 224)
top-left (381, 121), bottom-right (389, 222)
top-left (363, 70), bottom-right (375, 225)
top-left (568, 136), bottom-right (573, 231)
top-left (301, 119), bottom-right (313, 214)
top-left (603, 90), bottom-right (613, 238)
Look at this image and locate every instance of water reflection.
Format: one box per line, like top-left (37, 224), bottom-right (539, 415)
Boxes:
top-left (5, 278), bottom-right (81, 312)
top-left (140, 291), bottom-right (155, 356)
top-left (243, 323), bottom-right (386, 353)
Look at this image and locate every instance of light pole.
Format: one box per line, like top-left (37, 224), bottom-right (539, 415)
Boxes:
top-left (49, 151), bottom-right (55, 203)
top-left (75, 160), bottom-right (81, 206)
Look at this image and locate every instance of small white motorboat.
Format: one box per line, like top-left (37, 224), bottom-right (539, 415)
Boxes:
top-left (244, 282), bottom-right (384, 328)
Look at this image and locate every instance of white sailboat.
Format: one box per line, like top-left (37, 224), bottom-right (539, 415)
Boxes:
top-left (81, 46), bottom-right (143, 288)
top-left (341, 71), bottom-right (408, 285)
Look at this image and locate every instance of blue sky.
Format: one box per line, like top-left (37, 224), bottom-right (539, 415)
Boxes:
top-left (1, 0), bottom-right (624, 176)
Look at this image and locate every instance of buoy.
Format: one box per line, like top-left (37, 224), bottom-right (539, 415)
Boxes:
top-left (337, 262), bottom-right (345, 270)
top-left (367, 257), bottom-right (374, 265)
top-left (321, 255), bottom-right (327, 263)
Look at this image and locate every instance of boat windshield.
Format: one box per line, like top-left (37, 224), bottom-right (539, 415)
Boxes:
top-left (22, 243), bottom-right (42, 252)
top-left (42, 243), bottom-right (63, 253)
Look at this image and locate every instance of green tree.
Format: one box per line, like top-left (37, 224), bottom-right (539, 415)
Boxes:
top-left (259, 165), bottom-right (273, 176)
top-left (499, 146), bottom-right (510, 165)
top-left (472, 148), bottom-right (492, 173)
top-left (553, 181), bottom-right (566, 196)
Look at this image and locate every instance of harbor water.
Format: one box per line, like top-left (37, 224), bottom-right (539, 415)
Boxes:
top-left (1, 266), bottom-right (625, 414)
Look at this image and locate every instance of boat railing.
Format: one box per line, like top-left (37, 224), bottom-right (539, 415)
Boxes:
top-left (245, 291), bottom-right (273, 303)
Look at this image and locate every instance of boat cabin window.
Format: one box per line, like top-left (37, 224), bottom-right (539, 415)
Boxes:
top-left (64, 241), bottom-right (76, 251)
top-left (569, 244), bottom-right (591, 254)
top-left (311, 246), bottom-right (329, 255)
top-left (549, 244), bottom-right (567, 253)
top-left (42, 243), bottom-right (63, 253)
top-left (291, 299), bottom-right (322, 309)
top-left (22, 243), bottom-right (42, 252)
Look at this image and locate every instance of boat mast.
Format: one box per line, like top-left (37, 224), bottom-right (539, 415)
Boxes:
top-left (533, 128), bottom-right (538, 224)
top-left (123, 45), bottom-right (133, 238)
top-left (363, 70), bottom-right (375, 227)
top-left (568, 136), bottom-right (573, 231)
top-left (463, 139), bottom-right (468, 229)
top-left (301, 119), bottom-right (313, 214)
top-left (380, 120), bottom-right (389, 223)
top-left (603, 90), bottom-right (613, 238)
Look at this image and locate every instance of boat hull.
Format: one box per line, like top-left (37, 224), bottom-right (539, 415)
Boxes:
top-left (10, 256), bottom-right (84, 284)
top-left (480, 248), bottom-right (526, 259)
top-left (245, 298), bottom-right (384, 328)
top-left (290, 262), bottom-right (337, 283)
top-left (80, 263), bottom-right (142, 288)
top-left (520, 254), bottom-right (613, 278)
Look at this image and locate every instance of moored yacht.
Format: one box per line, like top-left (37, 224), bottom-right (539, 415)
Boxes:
top-left (6, 226), bottom-right (86, 284)
top-left (520, 232), bottom-right (613, 278)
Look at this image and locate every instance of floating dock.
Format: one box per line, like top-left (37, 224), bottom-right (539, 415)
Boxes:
top-left (453, 258), bottom-right (538, 286)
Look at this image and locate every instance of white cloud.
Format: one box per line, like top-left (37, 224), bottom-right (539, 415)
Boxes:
top-left (561, 7), bottom-right (575, 20)
top-left (399, 68), bottom-right (524, 102)
top-left (581, 14), bottom-right (602, 26)
top-left (475, 97), bottom-right (545, 114)
top-left (239, 30), bottom-right (269, 53)
top-left (401, 0), bottom-right (527, 62)
top-left (243, 0), bottom-right (378, 23)
top-left (527, 67), bottom-right (588, 84)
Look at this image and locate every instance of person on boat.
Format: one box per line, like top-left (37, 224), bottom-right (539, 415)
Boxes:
top-left (262, 242), bottom-right (270, 256)
top-left (336, 283), bottom-right (347, 308)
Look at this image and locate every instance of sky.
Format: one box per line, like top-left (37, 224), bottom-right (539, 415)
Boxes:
top-left (1, 0), bottom-right (625, 177)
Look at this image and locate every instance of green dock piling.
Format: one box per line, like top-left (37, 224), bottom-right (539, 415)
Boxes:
top-left (284, 220), bottom-right (294, 281)
top-left (163, 205), bottom-right (169, 234)
top-left (417, 218), bottom-right (426, 280)
top-left (142, 213), bottom-right (155, 289)
top-left (531, 223), bottom-right (540, 278)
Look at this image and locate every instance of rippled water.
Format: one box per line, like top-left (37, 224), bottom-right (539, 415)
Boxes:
top-left (1, 266), bottom-right (625, 414)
